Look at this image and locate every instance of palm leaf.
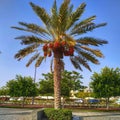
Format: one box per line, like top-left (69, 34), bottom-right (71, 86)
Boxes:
top-left (70, 57), bottom-right (82, 70)
top-left (67, 4), bottom-right (73, 15)
top-left (12, 25), bottom-right (50, 40)
top-left (71, 15), bottom-right (96, 33)
top-left (66, 2), bottom-right (86, 30)
top-left (76, 37), bottom-right (108, 46)
top-left (50, 58), bottom-right (53, 73)
top-left (71, 22), bottom-right (95, 35)
top-left (58, 0), bottom-right (70, 32)
top-left (35, 56), bottom-right (44, 67)
top-left (15, 44), bottom-right (39, 61)
top-left (50, 0), bottom-right (59, 37)
top-left (80, 52), bottom-right (99, 64)
top-left (51, 0), bottom-right (58, 27)
top-left (70, 56), bottom-right (91, 71)
top-left (15, 35), bottom-right (48, 45)
top-left (71, 22), bottom-right (107, 35)
top-left (19, 22), bottom-right (50, 35)
top-left (75, 46), bottom-right (99, 64)
top-left (12, 1), bottom-right (108, 73)
top-left (26, 53), bottom-right (40, 67)
top-left (63, 33), bottom-right (76, 46)
top-left (30, 2), bottom-right (51, 26)
top-left (11, 26), bottom-right (26, 31)
top-left (80, 46), bottom-right (104, 57)
top-left (52, 0), bottom-right (57, 14)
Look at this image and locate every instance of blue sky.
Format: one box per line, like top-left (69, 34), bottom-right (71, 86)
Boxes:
top-left (0, 0), bottom-right (120, 87)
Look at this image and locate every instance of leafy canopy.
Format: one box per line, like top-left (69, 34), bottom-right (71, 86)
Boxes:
top-left (12, 0), bottom-right (108, 71)
top-left (90, 67), bottom-right (120, 98)
top-left (39, 70), bottom-right (84, 97)
top-left (6, 75), bottom-right (38, 97)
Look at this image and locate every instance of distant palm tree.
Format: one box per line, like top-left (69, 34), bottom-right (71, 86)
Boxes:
top-left (12, 0), bottom-right (108, 109)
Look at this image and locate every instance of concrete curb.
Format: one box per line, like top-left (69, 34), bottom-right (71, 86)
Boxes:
top-left (31, 108), bottom-right (47, 120)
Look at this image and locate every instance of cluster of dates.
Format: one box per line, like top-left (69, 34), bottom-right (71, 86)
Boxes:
top-left (42, 41), bottom-right (74, 57)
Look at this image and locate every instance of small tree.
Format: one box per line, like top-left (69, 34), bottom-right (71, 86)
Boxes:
top-left (0, 86), bottom-right (9, 103)
top-left (39, 73), bottom-right (54, 96)
top-left (0, 86), bottom-right (9, 96)
top-left (39, 70), bottom-right (84, 97)
top-left (7, 75), bottom-right (38, 106)
top-left (90, 67), bottom-right (120, 109)
top-left (75, 91), bottom-right (93, 99)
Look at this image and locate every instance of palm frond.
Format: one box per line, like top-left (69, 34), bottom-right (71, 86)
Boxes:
top-left (70, 56), bottom-right (91, 71)
top-left (15, 44), bottom-right (39, 61)
top-left (15, 35), bottom-right (48, 45)
top-left (51, 0), bottom-right (58, 26)
top-left (71, 15), bottom-right (96, 32)
top-left (50, 58), bottom-right (53, 73)
top-left (50, 0), bottom-right (59, 37)
top-left (26, 53), bottom-right (40, 67)
top-left (75, 46), bottom-right (99, 64)
top-left (12, 25), bottom-right (50, 40)
top-left (76, 37), bottom-right (108, 46)
top-left (52, 0), bottom-right (57, 14)
top-left (58, 0), bottom-right (70, 32)
top-left (71, 22), bottom-right (94, 35)
top-left (35, 56), bottom-right (44, 67)
top-left (13, 1), bottom-right (108, 72)
top-left (30, 2), bottom-right (51, 26)
top-left (70, 57), bottom-right (82, 70)
top-left (63, 33), bottom-right (76, 46)
top-left (71, 22), bottom-right (107, 35)
top-left (19, 22), bottom-right (50, 35)
top-left (80, 46), bottom-right (104, 57)
top-left (68, 4), bottom-right (73, 15)
top-left (11, 26), bottom-right (26, 31)
top-left (95, 23), bottom-right (107, 28)
top-left (66, 2), bottom-right (86, 30)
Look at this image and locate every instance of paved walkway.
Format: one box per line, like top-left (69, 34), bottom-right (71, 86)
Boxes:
top-left (73, 112), bottom-right (120, 120)
top-left (0, 108), bottom-right (120, 120)
top-left (0, 108), bottom-right (33, 120)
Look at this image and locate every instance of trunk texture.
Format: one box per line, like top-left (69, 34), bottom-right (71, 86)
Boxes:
top-left (54, 57), bottom-right (62, 109)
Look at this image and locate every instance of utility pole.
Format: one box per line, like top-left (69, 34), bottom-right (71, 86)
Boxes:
top-left (32, 66), bottom-right (37, 105)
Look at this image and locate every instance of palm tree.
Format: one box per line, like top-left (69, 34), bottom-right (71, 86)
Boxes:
top-left (12, 0), bottom-right (108, 109)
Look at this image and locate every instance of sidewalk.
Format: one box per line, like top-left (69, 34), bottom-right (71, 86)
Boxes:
top-left (0, 108), bottom-right (33, 120)
top-left (72, 111), bottom-right (120, 120)
top-left (0, 108), bottom-right (120, 120)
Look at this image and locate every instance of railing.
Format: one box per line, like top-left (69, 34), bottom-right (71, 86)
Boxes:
top-left (0, 97), bottom-right (120, 109)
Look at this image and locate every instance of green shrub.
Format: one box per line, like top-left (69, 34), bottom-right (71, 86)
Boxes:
top-left (44, 108), bottom-right (72, 120)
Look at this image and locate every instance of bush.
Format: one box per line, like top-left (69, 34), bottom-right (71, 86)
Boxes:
top-left (44, 108), bottom-right (72, 120)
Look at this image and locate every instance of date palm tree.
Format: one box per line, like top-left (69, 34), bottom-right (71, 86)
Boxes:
top-left (12, 0), bottom-right (108, 109)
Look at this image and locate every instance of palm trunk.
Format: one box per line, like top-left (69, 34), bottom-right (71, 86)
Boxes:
top-left (53, 57), bottom-right (62, 109)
